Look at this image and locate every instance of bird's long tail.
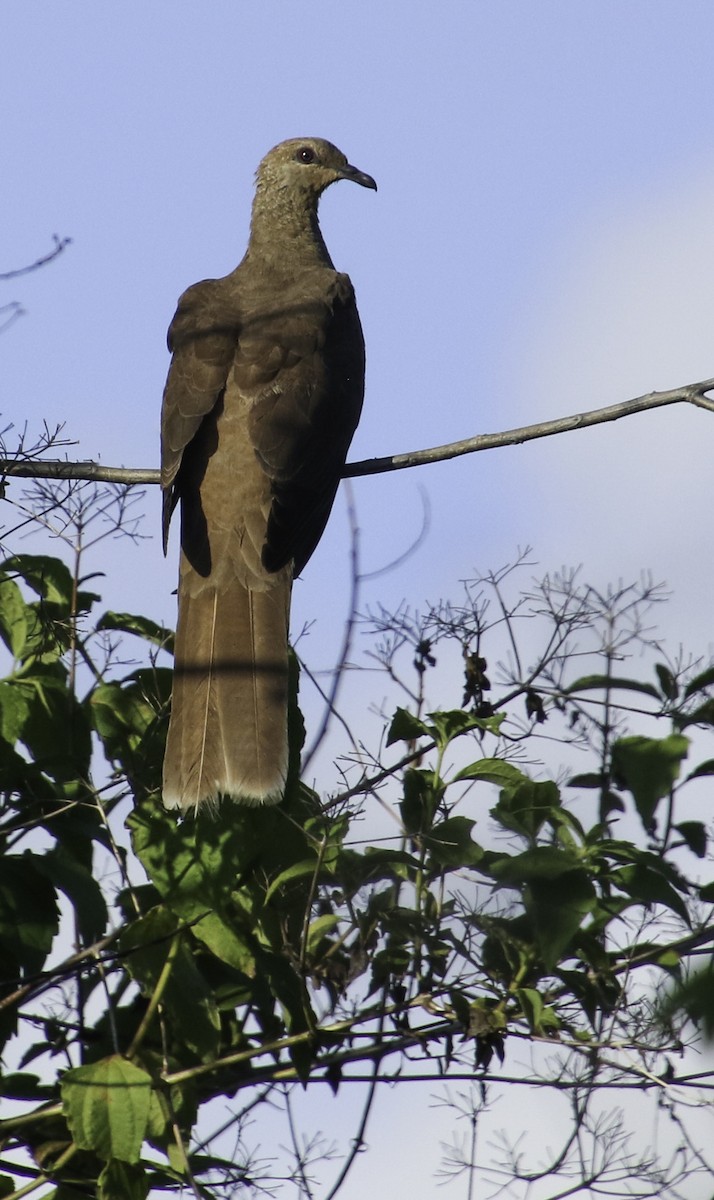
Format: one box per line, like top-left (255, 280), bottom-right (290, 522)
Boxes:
top-left (162, 565), bottom-right (290, 810)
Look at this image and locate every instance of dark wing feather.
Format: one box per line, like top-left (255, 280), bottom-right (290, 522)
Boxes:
top-left (246, 274), bottom-right (365, 575)
top-left (160, 279), bottom-right (240, 550)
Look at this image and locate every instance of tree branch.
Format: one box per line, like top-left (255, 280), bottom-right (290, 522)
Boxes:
top-left (343, 376), bottom-right (714, 478)
top-left (0, 235), bottom-right (72, 281)
top-left (0, 377), bottom-right (712, 487)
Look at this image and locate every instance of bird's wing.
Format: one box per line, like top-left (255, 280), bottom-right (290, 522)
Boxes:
top-left (160, 279), bottom-right (240, 550)
top-left (241, 273), bottom-right (366, 576)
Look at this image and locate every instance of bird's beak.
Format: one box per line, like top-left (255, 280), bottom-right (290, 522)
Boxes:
top-left (341, 163), bottom-right (378, 191)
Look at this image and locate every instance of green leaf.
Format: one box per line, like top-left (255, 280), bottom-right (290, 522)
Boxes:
top-left (611, 734), bottom-right (689, 830)
top-left (61, 1056), bottom-right (151, 1162)
top-left (77, 588), bottom-right (103, 614)
top-left (90, 670), bottom-right (169, 802)
top-left (98, 1159), bottom-right (149, 1200)
top-left (491, 780), bottom-right (561, 839)
top-left (35, 845), bottom-right (108, 942)
top-left (425, 816), bottom-right (482, 867)
top-left (386, 706), bottom-right (428, 746)
top-left (0, 1071), bottom-right (52, 1099)
top-left (525, 871), bottom-right (597, 968)
top-left (3, 554), bottom-right (74, 605)
top-left (516, 985), bottom-right (543, 1025)
top-left (97, 611), bottom-right (172, 649)
top-left (479, 913), bottom-right (535, 983)
top-left (425, 708), bottom-right (503, 747)
top-left (454, 757), bottom-right (527, 787)
top-left (129, 794), bottom-right (265, 902)
top-left (178, 905), bottom-right (256, 975)
top-left (43, 784), bottom-right (108, 867)
top-left (614, 862), bottom-right (690, 926)
top-left (256, 950), bottom-right (315, 1076)
top-left (400, 768), bottom-right (440, 835)
top-left (656, 948), bottom-right (681, 970)
top-left (0, 575), bottom-right (28, 658)
top-left (18, 666), bottom-right (92, 782)
top-left (343, 846), bottom-right (420, 888)
top-left (658, 967), bottom-right (714, 1036)
top-left (686, 758), bottom-right (714, 781)
top-left (370, 941), bottom-right (412, 988)
top-left (91, 674), bottom-right (168, 762)
top-left (468, 997), bottom-right (507, 1038)
top-left (655, 663), bottom-right (679, 700)
top-left (0, 680), bottom-right (31, 743)
top-left (567, 775), bottom-right (626, 820)
top-left (0, 855), bottom-right (59, 975)
top-left (264, 857), bottom-right (319, 904)
top-left (306, 913), bottom-right (341, 954)
top-left (673, 821), bottom-right (707, 858)
top-left (143, 1062), bottom-right (197, 1152)
top-left (678, 699), bottom-right (714, 730)
top-left (565, 674), bottom-right (660, 700)
top-left (556, 964), bottom-right (619, 1026)
top-left (684, 665), bottom-right (714, 698)
top-left (488, 845), bottom-right (582, 887)
top-left (120, 907), bottom-right (221, 1061)
top-left (525, 688), bottom-right (547, 723)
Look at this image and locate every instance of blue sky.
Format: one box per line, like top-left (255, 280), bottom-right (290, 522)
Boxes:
top-left (4, 3), bottom-right (714, 1196)
top-left (5, 4), bottom-right (714, 640)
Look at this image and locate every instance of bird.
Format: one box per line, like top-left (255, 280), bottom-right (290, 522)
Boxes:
top-left (160, 138), bottom-right (376, 811)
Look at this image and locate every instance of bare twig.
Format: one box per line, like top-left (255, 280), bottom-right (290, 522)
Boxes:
top-left (0, 302), bottom-right (24, 334)
top-left (0, 235), bottom-right (72, 281)
top-left (0, 377), bottom-right (711, 486)
top-left (301, 479), bottom-right (361, 775)
top-left (323, 993), bottom-right (387, 1200)
top-left (0, 460), bottom-right (156, 485)
top-left (343, 377), bottom-right (714, 478)
top-left (0, 928), bottom-right (122, 1013)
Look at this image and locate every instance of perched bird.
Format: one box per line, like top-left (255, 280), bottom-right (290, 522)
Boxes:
top-left (160, 138), bottom-right (376, 811)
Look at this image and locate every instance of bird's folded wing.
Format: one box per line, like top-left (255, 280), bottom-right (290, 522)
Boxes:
top-left (160, 278), bottom-right (241, 548)
top-left (244, 275), bottom-right (366, 574)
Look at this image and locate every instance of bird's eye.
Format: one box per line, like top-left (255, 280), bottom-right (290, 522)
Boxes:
top-left (297, 146), bottom-right (316, 164)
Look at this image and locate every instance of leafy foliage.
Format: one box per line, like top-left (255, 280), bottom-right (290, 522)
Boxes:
top-left (0, 509), bottom-right (713, 1198)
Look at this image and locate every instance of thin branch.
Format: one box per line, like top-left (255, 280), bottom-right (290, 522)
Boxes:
top-left (0, 459), bottom-right (154, 485)
top-left (5, 1143), bottom-right (78, 1199)
top-left (343, 377), bottom-right (714, 478)
top-left (323, 1002), bottom-right (385, 1200)
top-left (0, 302), bottom-right (24, 334)
top-left (0, 377), bottom-right (712, 486)
top-left (0, 928), bottom-right (122, 1013)
top-left (0, 235), bottom-right (72, 281)
top-left (125, 932), bottom-right (181, 1059)
top-left (168, 1119), bottom-right (204, 1200)
top-left (301, 479), bottom-right (361, 775)
top-left (283, 1086), bottom-right (315, 1200)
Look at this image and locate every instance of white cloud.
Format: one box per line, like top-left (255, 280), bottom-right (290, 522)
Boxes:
top-left (516, 162), bottom-right (714, 658)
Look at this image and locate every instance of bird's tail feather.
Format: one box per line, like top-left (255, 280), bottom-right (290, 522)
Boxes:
top-left (162, 571), bottom-right (290, 810)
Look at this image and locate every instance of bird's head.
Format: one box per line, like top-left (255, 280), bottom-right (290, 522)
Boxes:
top-left (255, 138), bottom-right (377, 201)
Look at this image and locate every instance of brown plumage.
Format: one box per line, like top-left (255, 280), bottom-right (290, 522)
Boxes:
top-left (160, 138), bottom-right (376, 810)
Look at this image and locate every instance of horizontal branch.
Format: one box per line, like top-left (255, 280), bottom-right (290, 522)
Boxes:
top-left (1, 377), bottom-right (712, 487)
top-left (0, 458), bottom-right (159, 486)
top-left (343, 376), bottom-right (714, 477)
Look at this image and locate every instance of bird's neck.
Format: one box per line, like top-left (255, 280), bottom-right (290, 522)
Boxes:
top-left (247, 188), bottom-right (334, 270)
